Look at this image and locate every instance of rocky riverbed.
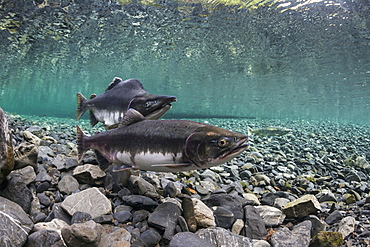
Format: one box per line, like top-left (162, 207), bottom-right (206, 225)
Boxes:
top-left (1, 113), bottom-right (370, 247)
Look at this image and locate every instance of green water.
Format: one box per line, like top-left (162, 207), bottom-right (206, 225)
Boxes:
top-left (0, 0), bottom-right (369, 123)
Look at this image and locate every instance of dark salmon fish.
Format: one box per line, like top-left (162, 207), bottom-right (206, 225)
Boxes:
top-left (77, 109), bottom-right (248, 172)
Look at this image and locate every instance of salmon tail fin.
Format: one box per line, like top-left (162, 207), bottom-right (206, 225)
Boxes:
top-left (76, 93), bottom-right (87, 121)
top-left (76, 125), bottom-right (87, 163)
top-left (94, 150), bottom-right (112, 171)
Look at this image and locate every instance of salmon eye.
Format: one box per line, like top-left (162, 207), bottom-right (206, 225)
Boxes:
top-left (218, 138), bottom-right (228, 147)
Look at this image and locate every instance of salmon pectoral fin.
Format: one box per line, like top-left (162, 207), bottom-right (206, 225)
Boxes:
top-left (94, 150), bottom-right (112, 171)
top-left (90, 111), bottom-right (99, 127)
top-left (112, 164), bottom-right (133, 172)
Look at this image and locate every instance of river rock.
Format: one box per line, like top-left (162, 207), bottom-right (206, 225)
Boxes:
top-left (53, 154), bottom-right (79, 171)
top-left (202, 193), bottom-right (244, 219)
top-left (244, 205), bottom-right (267, 239)
top-left (58, 175), bottom-right (80, 195)
top-left (325, 210), bottom-right (343, 225)
top-left (271, 220), bottom-right (312, 247)
top-left (255, 205), bottom-right (286, 227)
top-left (182, 197), bottom-right (197, 232)
top-left (98, 225), bottom-right (131, 247)
top-left (0, 196), bottom-right (34, 247)
top-left (192, 198), bottom-right (216, 228)
top-left (306, 215), bottom-right (328, 237)
top-left (231, 219), bottom-right (244, 235)
top-left (14, 142), bottom-right (38, 170)
top-left (73, 164), bottom-right (106, 185)
top-left (7, 165), bottom-right (36, 185)
top-left (213, 206), bottom-right (234, 229)
top-left (140, 228), bottom-right (162, 246)
top-left (148, 202), bottom-right (182, 242)
top-left (0, 108), bottom-right (14, 184)
top-left (34, 218), bottom-right (69, 234)
top-left (283, 194), bottom-right (322, 218)
top-left (61, 220), bottom-right (104, 247)
top-left (121, 195), bottom-right (158, 209)
top-left (26, 230), bottom-right (66, 247)
top-left (169, 232), bottom-right (215, 247)
top-left (128, 175), bottom-right (158, 196)
top-left (61, 187), bottom-right (112, 218)
top-left (196, 227), bottom-right (253, 247)
top-left (0, 174), bottom-right (33, 213)
top-left (338, 216), bottom-right (356, 239)
top-left (23, 130), bottom-right (42, 145)
top-left (310, 231), bottom-right (344, 247)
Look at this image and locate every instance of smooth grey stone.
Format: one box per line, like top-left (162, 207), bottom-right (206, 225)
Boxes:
top-left (121, 195), bottom-right (158, 209)
top-left (325, 210), bottom-right (343, 225)
top-left (164, 181), bottom-right (178, 198)
top-left (61, 187), bottom-right (112, 219)
top-left (196, 227), bottom-right (253, 247)
top-left (141, 228), bottom-right (162, 246)
top-left (244, 205), bottom-right (267, 239)
top-left (53, 154), bottom-right (78, 170)
top-left (113, 210), bottom-right (132, 223)
top-left (36, 181), bottom-right (50, 193)
top-left (0, 196), bottom-right (34, 247)
top-left (37, 193), bottom-right (51, 206)
top-left (33, 212), bottom-right (47, 223)
top-left (71, 211), bottom-right (92, 224)
top-left (271, 220), bottom-right (312, 247)
top-left (169, 232), bottom-right (215, 247)
top-left (177, 216), bottom-right (189, 232)
top-left (128, 175), bottom-right (158, 197)
top-left (46, 203), bottom-right (72, 225)
top-left (26, 230), bottom-right (65, 247)
top-left (214, 206), bottom-right (234, 229)
top-left (7, 165), bottom-right (35, 185)
top-left (255, 205), bottom-right (286, 227)
top-left (73, 164), bottom-right (106, 185)
top-left (58, 175), bottom-right (79, 195)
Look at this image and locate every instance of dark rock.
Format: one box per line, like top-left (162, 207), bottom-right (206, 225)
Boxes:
top-left (271, 220), bottom-right (312, 247)
top-left (53, 154), bottom-right (78, 170)
top-left (141, 228), bottom-right (162, 247)
top-left (0, 174), bottom-right (32, 213)
top-left (196, 227), bottom-right (253, 247)
top-left (33, 212), bottom-right (47, 223)
top-left (195, 184), bottom-right (210, 195)
top-left (35, 166), bottom-right (52, 182)
top-left (61, 220), bottom-right (104, 247)
top-left (121, 195), bottom-right (158, 209)
top-left (7, 165), bottom-right (36, 185)
top-left (26, 230), bottom-right (65, 247)
top-left (38, 192), bottom-right (52, 206)
top-left (148, 202), bottom-right (182, 242)
top-left (71, 211), bottom-right (92, 224)
top-left (132, 209), bottom-right (149, 225)
top-left (36, 181), bottom-right (50, 193)
top-left (113, 210), bottom-right (132, 223)
top-left (46, 203), bottom-right (72, 224)
top-left (203, 193), bottom-right (244, 219)
top-left (325, 210), bottom-right (343, 225)
top-left (310, 231), bottom-right (344, 247)
top-left (305, 215), bottom-right (327, 237)
top-left (169, 232), bottom-right (215, 247)
top-left (0, 196), bottom-right (34, 247)
top-left (177, 216), bottom-right (189, 232)
top-left (213, 206), bottom-right (234, 229)
top-left (244, 205), bottom-right (267, 239)
top-left (164, 181), bottom-right (178, 198)
top-left (182, 197), bottom-right (197, 232)
top-left (128, 175), bottom-right (158, 198)
top-left (93, 214), bottom-right (114, 224)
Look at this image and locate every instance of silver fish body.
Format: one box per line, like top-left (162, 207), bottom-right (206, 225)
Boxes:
top-left (77, 109), bottom-right (248, 172)
top-left (248, 126), bottom-right (292, 136)
top-left (76, 77), bottom-right (177, 129)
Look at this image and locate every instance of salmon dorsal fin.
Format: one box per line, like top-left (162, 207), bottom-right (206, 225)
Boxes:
top-left (119, 108), bottom-right (146, 127)
top-left (105, 77), bottom-right (123, 91)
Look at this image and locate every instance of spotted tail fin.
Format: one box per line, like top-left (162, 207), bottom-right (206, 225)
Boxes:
top-left (76, 93), bottom-right (87, 121)
top-left (76, 125), bottom-right (87, 163)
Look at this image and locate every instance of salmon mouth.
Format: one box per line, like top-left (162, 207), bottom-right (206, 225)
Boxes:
top-left (219, 135), bottom-right (249, 160)
top-left (146, 96), bottom-right (177, 120)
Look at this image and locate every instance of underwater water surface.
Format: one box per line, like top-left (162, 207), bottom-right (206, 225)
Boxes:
top-left (0, 0), bottom-right (369, 123)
